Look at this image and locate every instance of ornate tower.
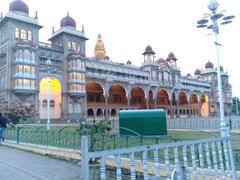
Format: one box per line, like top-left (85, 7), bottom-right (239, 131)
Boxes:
top-left (0, 0), bottom-right (42, 111)
top-left (142, 45), bottom-right (155, 63)
top-left (94, 33), bottom-right (106, 59)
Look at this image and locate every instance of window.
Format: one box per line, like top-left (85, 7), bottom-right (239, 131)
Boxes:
top-left (42, 99), bottom-right (47, 107)
top-left (28, 31), bottom-right (32, 41)
top-left (50, 100), bottom-right (55, 107)
top-left (68, 40), bottom-right (80, 51)
top-left (21, 29), bottom-right (27, 40)
top-left (15, 28), bottom-right (32, 41)
top-left (15, 28), bottom-right (20, 39)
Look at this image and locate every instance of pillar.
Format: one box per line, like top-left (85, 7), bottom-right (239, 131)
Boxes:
top-left (176, 100), bottom-right (180, 118)
top-left (170, 98), bottom-right (174, 118)
top-left (105, 94), bottom-right (109, 120)
top-left (188, 101), bottom-right (191, 117)
top-left (198, 102), bottom-right (202, 117)
top-left (127, 96), bottom-right (131, 108)
top-left (146, 96), bottom-right (149, 109)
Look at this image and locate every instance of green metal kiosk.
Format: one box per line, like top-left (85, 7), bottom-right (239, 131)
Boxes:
top-left (119, 109), bottom-right (167, 136)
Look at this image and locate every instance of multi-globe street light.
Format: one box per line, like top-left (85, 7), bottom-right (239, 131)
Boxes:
top-left (46, 59), bottom-right (52, 130)
top-left (197, 0), bottom-right (235, 138)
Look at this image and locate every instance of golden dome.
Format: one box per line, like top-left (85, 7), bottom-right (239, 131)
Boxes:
top-left (94, 33), bottom-right (106, 59)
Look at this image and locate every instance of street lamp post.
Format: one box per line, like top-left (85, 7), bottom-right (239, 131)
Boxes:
top-left (197, 0), bottom-right (235, 138)
top-left (46, 59), bottom-right (52, 130)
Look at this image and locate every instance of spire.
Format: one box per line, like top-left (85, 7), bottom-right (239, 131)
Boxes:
top-left (35, 11), bottom-right (38, 19)
top-left (94, 33), bottom-right (106, 59)
top-left (82, 25), bottom-right (84, 32)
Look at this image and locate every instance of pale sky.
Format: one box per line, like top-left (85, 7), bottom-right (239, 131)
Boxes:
top-left (2, 0), bottom-right (240, 97)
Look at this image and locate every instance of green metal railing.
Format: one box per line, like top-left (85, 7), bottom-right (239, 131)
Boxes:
top-left (4, 127), bottom-right (172, 151)
top-left (4, 127), bottom-right (81, 150)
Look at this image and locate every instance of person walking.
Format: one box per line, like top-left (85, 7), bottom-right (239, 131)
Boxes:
top-left (0, 113), bottom-right (7, 142)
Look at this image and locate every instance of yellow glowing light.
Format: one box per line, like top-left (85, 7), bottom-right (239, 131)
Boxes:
top-left (40, 77), bottom-right (61, 94)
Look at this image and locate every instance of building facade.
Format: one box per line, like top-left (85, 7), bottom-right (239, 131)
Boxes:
top-left (0, 0), bottom-right (232, 121)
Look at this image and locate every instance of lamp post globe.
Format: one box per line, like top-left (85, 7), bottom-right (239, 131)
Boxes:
top-left (208, 0), bottom-right (219, 11)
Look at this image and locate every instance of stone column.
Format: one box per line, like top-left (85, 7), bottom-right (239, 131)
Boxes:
top-left (176, 100), bottom-right (180, 118)
top-left (188, 101), bottom-right (191, 117)
top-left (127, 95), bottom-right (131, 108)
top-left (198, 102), bottom-right (202, 117)
top-left (154, 98), bottom-right (157, 109)
top-left (170, 98), bottom-right (174, 118)
top-left (146, 96), bottom-right (149, 109)
top-left (105, 94), bottom-right (109, 120)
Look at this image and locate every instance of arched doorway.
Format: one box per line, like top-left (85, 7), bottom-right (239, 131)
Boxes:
top-left (87, 109), bottom-right (94, 117)
top-left (178, 91), bottom-right (188, 117)
top-left (39, 77), bottom-right (62, 119)
top-left (111, 109), bottom-right (117, 117)
top-left (157, 89), bottom-right (169, 109)
top-left (86, 81), bottom-right (105, 105)
top-left (190, 93), bottom-right (198, 116)
top-left (96, 109), bottom-right (103, 118)
top-left (130, 86), bottom-right (146, 108)
top-left (108, 84), bottom-right (127, 105)
top-left (149, 90), bottom-right (154, 109)
top-left (201, 94), bottom-right (209, 117)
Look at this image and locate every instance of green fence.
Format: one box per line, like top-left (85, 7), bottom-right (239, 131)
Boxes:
top-left (4, 127), bottom-right (173, 151)
top-left (4, 127), bottom-right (81, 150)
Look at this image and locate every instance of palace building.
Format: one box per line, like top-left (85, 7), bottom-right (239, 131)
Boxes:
top-left (0, 0), bottom-right (232, 121)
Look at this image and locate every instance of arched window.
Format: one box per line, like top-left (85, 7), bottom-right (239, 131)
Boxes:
top-left (50, 100), bottom-right (55, 107)
top-left (21, 29), bottom-right (27, 40)
top-left (15, 28), bottom-right (32, 41)
top-left (68, 40), bottom-right (79, 51)
top-left (28, 31), bottom-right (32, 41)
top-left (42, 99), bottom-right (47, 107)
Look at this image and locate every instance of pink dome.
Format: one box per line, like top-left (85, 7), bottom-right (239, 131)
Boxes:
top-left (194, 68), bottom-right (201, 75)
top-left (205, 61), bottom-right (214, 69)
top-left (9, 0), bottom-right (29, 15)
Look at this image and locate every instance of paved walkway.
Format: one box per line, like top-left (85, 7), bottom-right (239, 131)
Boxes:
top-left (0, 145), bottom-right (81, 180)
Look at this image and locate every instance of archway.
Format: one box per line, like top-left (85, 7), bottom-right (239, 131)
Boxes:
top-left (190, 93), bottom-right (198, 116)
top-left (178, 91), bottom-right (188, 105)
top-left (157, 89), bottom-right (169, 108)
top-left (111, 109), bottom-right (117, 117)
top-left (149, 90), bottom-right (154, 109)
top-left (108, 84), bottom-right (127, 105)
top-left (96, 109), bottom-right (103, 117)
top-left (87, 109), bottom-right (94, 117)
top-left (201, 94), bottom-right (209, 117)
top-left (39, 77), bottom-right (62, 119)
top-left (178, 91), bottom-right (188, 117)
top-left (130, 86), bottom-right (146, 108)
top-left (86, 81), bottom-right (105, 105)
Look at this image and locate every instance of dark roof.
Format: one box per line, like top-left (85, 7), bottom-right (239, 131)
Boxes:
top-left (142, 45), bottom-right (156, 55)
top-left (60, 14), bottom-right (76, 28)
top-left (194, 68), bottom-right (201, 75)
top-left (205, 61), bottom-right (214, 69)
top-left (166, 52), bottom-right (177, 61)
top-left (9, 0), bottom-right (29, 15)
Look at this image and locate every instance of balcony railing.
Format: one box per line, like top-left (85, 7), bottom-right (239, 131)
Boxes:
top-left (14, 58), bottom-right (36, 65)
top-left (39, 42), bottom-right (63, 51)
